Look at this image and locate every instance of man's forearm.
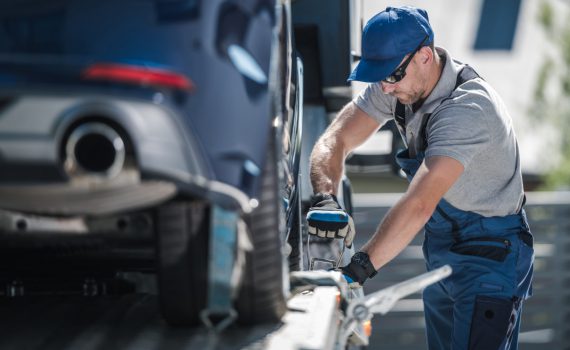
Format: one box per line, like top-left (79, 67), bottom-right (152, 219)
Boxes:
top-left (360, 156), bottom-right (464, 270)
top-left (361, 194), bottom-right (433, 269)
top-left (309, 138), bottom-right (346, 194)
top-left (309, 102), bottom-right (381, 195)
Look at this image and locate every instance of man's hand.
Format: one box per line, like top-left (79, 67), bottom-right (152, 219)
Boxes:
top-left (306, 193), bottom-right (355, 247)
top-left (340, 251), bottom-right (378, 288)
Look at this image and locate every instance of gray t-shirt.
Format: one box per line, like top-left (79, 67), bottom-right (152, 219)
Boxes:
top-left (354, 47), bottom-right (524, 217)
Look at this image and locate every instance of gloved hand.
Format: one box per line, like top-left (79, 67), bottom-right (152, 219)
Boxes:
top-left (340, 251), bottom-right (378, 288)
top-left (306, 193), bottom-right (355, 247)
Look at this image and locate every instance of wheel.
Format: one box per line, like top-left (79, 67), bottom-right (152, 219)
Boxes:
top-left (156, 132), bottom-right (288, 327)
top-left (155, 201), bottom-right (209, 326)
top-left (235, 132), bottom-right (288, 324)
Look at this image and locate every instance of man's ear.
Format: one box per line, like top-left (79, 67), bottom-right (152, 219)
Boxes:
top-left (420, 46), bottom-right (432, 64)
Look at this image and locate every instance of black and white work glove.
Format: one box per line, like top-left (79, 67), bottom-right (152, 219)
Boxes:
top-left (306, 193), bottom-right (355, 247)
top-left (340, 251), bottom-right (378, 288)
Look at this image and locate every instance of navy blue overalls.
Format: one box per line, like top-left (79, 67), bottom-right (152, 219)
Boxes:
top-left (394, 66), bottom-right (534, 350)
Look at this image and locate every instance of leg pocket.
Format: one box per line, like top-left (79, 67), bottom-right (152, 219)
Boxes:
top-left (469, 295), bottom-right (518, 350)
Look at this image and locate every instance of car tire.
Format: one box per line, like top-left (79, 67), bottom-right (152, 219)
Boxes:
top-left (156, 200), bottom-right (209, 327)
top-left (286, 178), bottom-right (303, 271)
top-left (156, 133), bottom-right (288, 327)
top-left (235, 132), bottom-right (288, 325)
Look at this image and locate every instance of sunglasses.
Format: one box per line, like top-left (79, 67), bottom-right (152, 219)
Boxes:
top-left (382, 35), bottom-right (429, 84)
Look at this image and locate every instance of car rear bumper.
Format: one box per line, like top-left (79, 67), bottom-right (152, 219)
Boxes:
top-left (0, 181), bottom-right (177, 216)
top-left (0, 90), bottom-right (254, 215)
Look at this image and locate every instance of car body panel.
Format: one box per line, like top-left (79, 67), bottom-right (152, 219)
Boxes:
top-left (0, 0), bottom-right (287, 214)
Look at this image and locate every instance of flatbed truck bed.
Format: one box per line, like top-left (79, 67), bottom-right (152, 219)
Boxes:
top-left (0, 267), bottom-right (451, 350)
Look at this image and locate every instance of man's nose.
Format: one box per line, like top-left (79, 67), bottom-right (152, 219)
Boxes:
top-left (380, 81), bottom-right (396, 94)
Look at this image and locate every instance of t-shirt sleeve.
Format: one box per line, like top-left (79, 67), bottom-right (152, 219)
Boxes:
top-left (424, 102), bottom-right (491, 168)
top-left (353, 83), bottom-right (393, 124)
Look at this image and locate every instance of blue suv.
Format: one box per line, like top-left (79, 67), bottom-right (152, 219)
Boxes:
top-left (0, 0), bottom-right (305, 327)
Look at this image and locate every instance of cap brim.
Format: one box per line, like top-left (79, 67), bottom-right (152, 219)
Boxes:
top-left (347, 55), bottom-right (405, 83)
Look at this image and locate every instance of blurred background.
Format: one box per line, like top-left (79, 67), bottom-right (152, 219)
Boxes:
top-left (292, 0), bottom-right (570, 348)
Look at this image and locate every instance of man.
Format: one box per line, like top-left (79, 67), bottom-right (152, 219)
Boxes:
top-left (306, 6), bottom-right (534, 350)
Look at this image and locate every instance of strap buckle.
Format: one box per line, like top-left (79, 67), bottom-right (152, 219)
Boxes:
top-left (200, 308), bottom-right (238, 333)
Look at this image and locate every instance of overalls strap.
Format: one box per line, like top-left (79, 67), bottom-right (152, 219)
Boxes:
top-left (393, 63), bottom-right (482, 142)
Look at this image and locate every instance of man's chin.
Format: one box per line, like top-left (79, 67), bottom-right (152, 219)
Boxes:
top-left (395, 93), bottom-right (419, 105)
top-left (396, 96), bottom-right (412, 105)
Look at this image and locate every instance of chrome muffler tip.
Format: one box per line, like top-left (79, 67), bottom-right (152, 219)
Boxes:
top-left (65, 122), bottom-right (126, 179)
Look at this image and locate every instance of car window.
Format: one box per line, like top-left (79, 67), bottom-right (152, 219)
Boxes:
top-left (155, 0), bottom-right (200, 22)
top-left (0, 0), bottom-right (200, 56)
top-left (0, 1), bottom-right (66, 54)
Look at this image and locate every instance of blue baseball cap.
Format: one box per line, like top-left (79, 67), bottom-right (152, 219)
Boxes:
top-left (348, 6), bottom-right (434, 83)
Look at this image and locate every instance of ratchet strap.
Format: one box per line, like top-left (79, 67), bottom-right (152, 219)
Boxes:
top-left (201, 205), bottom-right (239, 332)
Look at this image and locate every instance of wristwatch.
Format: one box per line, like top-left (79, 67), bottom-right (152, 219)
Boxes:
top-left (351, 251), bottom-right (378, 279)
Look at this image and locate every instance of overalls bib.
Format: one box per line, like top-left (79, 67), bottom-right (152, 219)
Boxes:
top-left (394, 66), bottom-right (534, 350)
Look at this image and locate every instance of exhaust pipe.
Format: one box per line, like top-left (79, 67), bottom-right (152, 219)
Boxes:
top-left (64, 122), bottom-right (126, 179)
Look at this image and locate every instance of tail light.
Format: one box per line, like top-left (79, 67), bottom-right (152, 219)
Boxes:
top-left (82, 63), bottom-right (194, 91)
